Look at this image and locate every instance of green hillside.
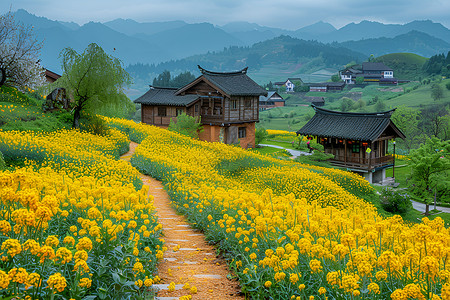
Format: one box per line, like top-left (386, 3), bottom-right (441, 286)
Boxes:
top-left (260, 79), bottom-right (450, 134)
top-left (0, 86), bottom-right (71, 131)
top-left (374, 52), bottom-right (428, 80)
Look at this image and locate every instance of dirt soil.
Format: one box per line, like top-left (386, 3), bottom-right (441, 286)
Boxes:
top-left (121, 142), bottom-right (244, 300)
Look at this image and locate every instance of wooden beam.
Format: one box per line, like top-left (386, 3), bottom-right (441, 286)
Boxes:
top-left (344, 139), bottom-right (347, 163)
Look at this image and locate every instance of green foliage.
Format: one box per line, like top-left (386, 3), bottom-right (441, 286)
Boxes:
top-left (423, 51), bottom-right (450, 76)
top-left (152, 70), bottom-right (197, 88)
top-left (340, 97), bottom-right (354, 112)
top-left (408, 137), bottom-right (450, 203)
top-left (374, 53), bottom-right (427, 80)
top-left (380, 188), bottom-right (413, 215)
top-left (80, 114), bottom-right (110, 135)
top-left (0, 151), bottom-right (5, 171)
top-left (391, 106), bottom-right (421, 151)
top-left (431, 83), bottom-right (444, 101)
top-left (375, 99), bottom-right (386, 111)
top-left (294, 85), bottom-right (310, 92)
top-left (446, 82), bottom-right (450, 91)
top-left (0, 86), bottom-right (72, 132)
top-left (255, 127), bottom-right (268, 146)
top-left (355, 76), bottom-right (365, 84)
top-left (216, 156), bottom-right (275, 177)
top-left (168, 113), bottom-right (203, 139)
top-left (294, 151), bottom-right (334, 168)
top-left (331, 74), bottom-right (341, 82)
top-left (55, 43), bottom-right (132, 128)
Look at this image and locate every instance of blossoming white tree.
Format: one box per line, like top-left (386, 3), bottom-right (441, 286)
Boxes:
top-left (0, 10), bottom-right (45, 90)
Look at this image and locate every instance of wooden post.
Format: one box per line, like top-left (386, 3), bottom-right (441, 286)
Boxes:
top-left (344, 139), bottom-right (347, 163)
top-left (392, 140), bottom-right (396, 180)
top-left (368, 142), bottom-right (372, 171)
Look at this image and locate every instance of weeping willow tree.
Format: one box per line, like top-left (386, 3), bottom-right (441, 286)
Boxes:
top-left (54, 43), bottom-right (133, 128)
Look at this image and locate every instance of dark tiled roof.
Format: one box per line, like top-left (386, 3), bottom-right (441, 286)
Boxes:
top-left (259, 91), bottom-right (284, 102)
top-left (362, 62), bottom-right (393, 71)
top-left (194, 66), bottom-right (267, 97)
top-left (309, 82), bottom-right (345, 87)
top-left (134, 87), bottom-right (198, 106)
top-left (304, 96), bottom-right (325, 102)
top-left (297, 105), bottom-right (405, 141)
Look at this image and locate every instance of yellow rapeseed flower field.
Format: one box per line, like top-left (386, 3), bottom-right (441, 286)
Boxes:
top-left (0, 127), bottom-right (164, 299)
top-left (105, 117), bottom-right (450, 300)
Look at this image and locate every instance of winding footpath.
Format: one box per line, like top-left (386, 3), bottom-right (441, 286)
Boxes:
top-left (120, 142), bottom-right (244, 300)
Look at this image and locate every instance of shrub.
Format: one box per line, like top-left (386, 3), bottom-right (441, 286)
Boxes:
top-left (380, 188), bottom-right (412, 215)
top-left (168, 113), bottom-right (203, 139)
top-left (0, 151), bottom-right (5, 170)
top-left (255, 127), bottom-right (268, 146)
top-left (446, 82), bottom-right (450, 91)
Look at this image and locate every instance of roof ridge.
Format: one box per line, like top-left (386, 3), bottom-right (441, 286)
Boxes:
top-left (149, 85), bottom-right (179, 90)
top-left (312, 104), bottom-right (396, 117)
top-left (198, 65), bottom-right (248, 76)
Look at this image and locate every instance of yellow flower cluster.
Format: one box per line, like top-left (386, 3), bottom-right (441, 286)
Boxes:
top-left (0, 128), bottom-right (163, 299)
top-left (0, 128), bottom-right (140, 185)
top-left (104, 117), bottom-right (450, 299)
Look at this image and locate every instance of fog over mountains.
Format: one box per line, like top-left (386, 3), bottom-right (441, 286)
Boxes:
top-left (12, 9), bottom-right (450, 74)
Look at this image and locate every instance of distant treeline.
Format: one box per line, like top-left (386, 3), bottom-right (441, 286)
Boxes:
top-left (126, 36), bottom-right (366, 80)
top-left (423, 51), bottom-right (450, 76)
top-left (151, 71), bottom-right (196, 88)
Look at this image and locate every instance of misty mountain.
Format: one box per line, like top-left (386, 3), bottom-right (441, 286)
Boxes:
top-left (339, 30), bottom-right (450, 57)
top-left (320, 20), bottom-right (450, 43)
top-left (135, 23), bottom-right (244, 59)
top-left (126, 35), bottom-right (367, 80)
top-left (293, 21), bottom-right (337, 38)
top-left (104, 19), bottom-right (187, 36)
top-left (11, 9), bottom-right (450, 75)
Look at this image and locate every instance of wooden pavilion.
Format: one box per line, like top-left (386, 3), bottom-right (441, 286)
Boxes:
top-left (296, 105), bottom-right (406, 183)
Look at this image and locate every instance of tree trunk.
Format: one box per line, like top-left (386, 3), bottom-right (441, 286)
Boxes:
top-left (0, 68), bottom-right (6, 87)
top-left (72, 106), bottom-right (81, 129)
top-left (425, 203), bottom-right (430, 216)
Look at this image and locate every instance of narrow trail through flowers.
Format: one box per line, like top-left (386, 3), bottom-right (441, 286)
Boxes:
top-left (121, 142), bottom-right (244, 300)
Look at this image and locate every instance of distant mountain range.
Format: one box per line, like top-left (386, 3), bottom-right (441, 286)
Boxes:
top-left (12, 9), bottom-right (450, 75)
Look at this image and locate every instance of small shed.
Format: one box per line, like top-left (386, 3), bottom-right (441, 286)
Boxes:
top-left (297, 105), bottom-right (405, 183)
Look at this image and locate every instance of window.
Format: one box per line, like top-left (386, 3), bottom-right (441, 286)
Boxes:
top-left (231, 99), bottom-right (238, 110)
top-left (176, 108), bottom-right (184, 116)
top-left (238, 127), bottom-right (246, 138)
top-left (195, 104), bottom-right (199, 113)
top-left (157, 107), bottom-right (166, 117)
top-left (352, 144), bottom-right (360, 153)
top-left (244, 99), bottom-right (252, 108)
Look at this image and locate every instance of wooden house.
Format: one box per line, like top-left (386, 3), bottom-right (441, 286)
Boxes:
top-left (339, 63), bottom-right (396, 84)
top-left (296, 105), bottom-right (405, 183)
top-left (259, 91), bottom-right (285, 110)
top-left (135, 66), bottom-right (267, 148)
top-left (309, 82), bottom-right (345, 92)
top-left (45, 69), bottom-right (61, 83)
top-left (274, 78), bottom-right (303, 92)
top-left (304, 96), bottom-right (325, 106)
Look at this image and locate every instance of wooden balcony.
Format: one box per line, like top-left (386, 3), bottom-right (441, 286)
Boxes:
top-left (330, 154), bottom-right (394, 171)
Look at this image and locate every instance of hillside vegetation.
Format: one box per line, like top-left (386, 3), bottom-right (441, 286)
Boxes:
top-left (374, 52), bottom-right (428, 80)
top-left (0, 86), bottom-right (71, 131)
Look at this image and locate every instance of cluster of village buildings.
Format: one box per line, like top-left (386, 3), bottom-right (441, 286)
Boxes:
top-left (45, 61), bottom-right (404, 184)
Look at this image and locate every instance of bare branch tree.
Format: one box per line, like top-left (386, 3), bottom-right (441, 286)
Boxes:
top-left (0, 10), bottom-right (45, 90)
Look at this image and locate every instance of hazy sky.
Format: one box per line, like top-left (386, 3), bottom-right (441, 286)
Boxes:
top-left (2, 0), bottom-right (450, 29)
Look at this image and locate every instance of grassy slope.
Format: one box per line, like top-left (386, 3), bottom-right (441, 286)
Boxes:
top-left (0, 86), bottom-right (71, 131)
top-left (374, 53), bottom-right (428, 80)
top-left (259, 79), bottom-right (450, 131)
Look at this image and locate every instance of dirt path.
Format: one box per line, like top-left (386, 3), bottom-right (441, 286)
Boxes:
top-left (121, 142), bottom-right (244, 300)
